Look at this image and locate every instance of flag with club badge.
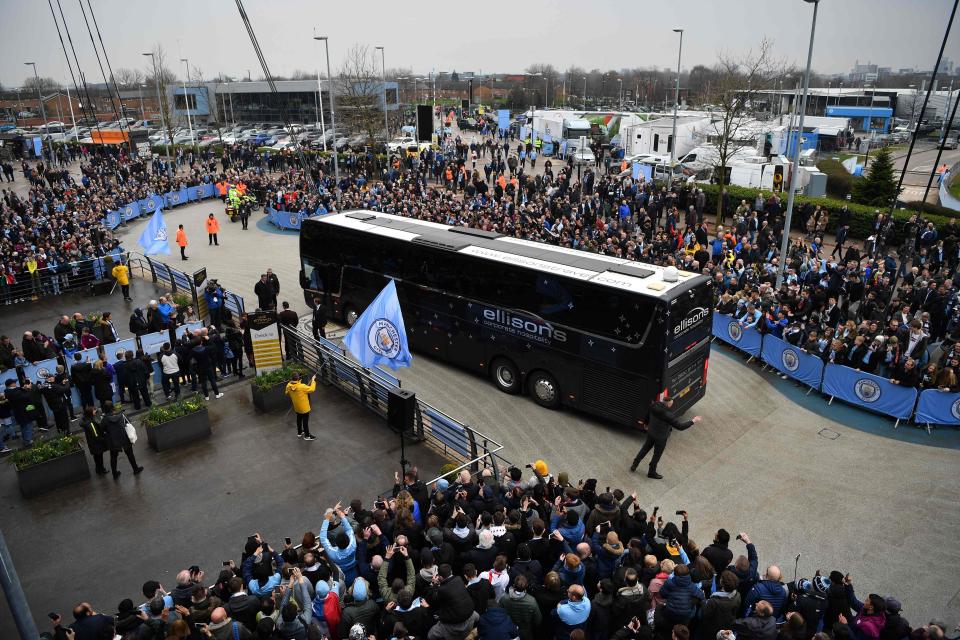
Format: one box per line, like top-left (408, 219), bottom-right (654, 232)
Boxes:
top-left (137, 207), bottom-right (170, 255)
top-left (343, 279), bottom-right (412, 370)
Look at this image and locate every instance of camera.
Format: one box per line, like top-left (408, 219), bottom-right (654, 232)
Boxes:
top-left (736, 534), bottom-right (744, 541)
top-left (675, 510), bottom-right (685, 516)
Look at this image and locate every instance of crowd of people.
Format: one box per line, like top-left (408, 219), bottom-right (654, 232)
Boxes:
top-left (47, 462), bottom-right (945, 640)
top-left (0, 281), bottom-right (266, 455)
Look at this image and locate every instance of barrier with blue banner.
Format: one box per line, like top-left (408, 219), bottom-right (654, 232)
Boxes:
top-left (122, 203), bottom-right (140, 221)
top-left (105, 210), bottom-right (123, 229)
top-left (761, 335), bottom-right (825, 391)
top-left (913, 389), bottom-right (960, 428)
top-left (187, 185), bottom-right (203, 201)
top-left (0, 368), bottom-right (19, 386)
top-left (166, 187), bottom-right (189, 207)
top-left (139, 331), bottom-right (168, 355)
top-left (712, 314), bottom-right (762, 358)
top-left (22, 358), bottom-right (59, 383)
top-left (66, 347), bottom-right (99, 373)
top-left (267, 206), bottom-right (318, 230)
top-left (103, 338), bottom-right (138, 365)
top-left (821, 364), bottom-right (918, 422)
top-left (176, 321), bottom-right (204, 338)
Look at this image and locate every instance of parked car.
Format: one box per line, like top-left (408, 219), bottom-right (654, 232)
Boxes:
top-left (939, 136), bottom-right (958, 150)
top-left (388, 136), bottom-right (417, 153)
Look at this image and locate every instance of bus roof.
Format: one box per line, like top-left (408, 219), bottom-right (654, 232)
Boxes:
top-left (310, 211), bottom-right (706, 300)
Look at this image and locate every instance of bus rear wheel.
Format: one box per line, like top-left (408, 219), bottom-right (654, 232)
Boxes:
top-left (491, 358), bottom-right (521, 395)
top-left (528, 370), bottom-right (560, 408)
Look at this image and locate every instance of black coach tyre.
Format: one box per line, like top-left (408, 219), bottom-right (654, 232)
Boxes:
top-left (528, 369), bottom-right (560, 408)
top-left (491, 357), bottom-right (521, 395)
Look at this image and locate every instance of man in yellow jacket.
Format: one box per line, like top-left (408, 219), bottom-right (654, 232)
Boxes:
top-left (285, 371), bottom-right (317, 440)
top-left (111, 261), bottom-right (132, 301)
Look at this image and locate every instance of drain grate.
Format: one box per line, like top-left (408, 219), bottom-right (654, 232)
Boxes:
top-left (818, 428), bottom-right (840, 440)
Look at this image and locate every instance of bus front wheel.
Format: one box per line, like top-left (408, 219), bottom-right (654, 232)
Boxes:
top-left (491, 358), bottom-right (521, 395)
top-left (528, 370), bottom-right (560, 408)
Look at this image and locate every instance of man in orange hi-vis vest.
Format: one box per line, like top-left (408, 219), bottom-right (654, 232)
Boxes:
top-left (176, 224), bottom-right (189, 261)
top-left (206, 213), bottom-right (220, 246)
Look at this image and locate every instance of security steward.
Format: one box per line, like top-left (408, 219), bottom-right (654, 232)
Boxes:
top-left (630, 397), bottom-right (701, 479)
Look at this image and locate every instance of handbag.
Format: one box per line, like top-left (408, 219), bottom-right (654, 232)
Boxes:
top-left (123, 413), bottom-right (138, 444)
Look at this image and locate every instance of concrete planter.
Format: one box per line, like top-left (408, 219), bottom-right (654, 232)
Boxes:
top-left (251, 382), bottom-right (288, 413)
top-left (17, 448), bottom-right (90, 498)
top-left (147, 408), bottom-right (211, 452)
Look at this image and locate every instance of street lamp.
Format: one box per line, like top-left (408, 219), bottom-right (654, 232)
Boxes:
top-left (314, 36), bottom-right (340, 207)
top-left (617, 78), bottom-right (623, 109)
top-left (143, 51), bottom-right (172, 172)
top-left (180, 57), bottom-right (196, 152)
top-left (138, 83), bottom-right (146, 120)
top-left (375, 46), bottom-right (389, 138)
top-left (24, 62), bottom-right (54, 162)
top-left (777, 0), bottom-right (820, 288)
top-left (667, 28), bottom-right (683, 190)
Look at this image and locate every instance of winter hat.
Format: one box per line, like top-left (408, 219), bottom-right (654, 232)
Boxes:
top-left (533, 460), bottom-right (548, 476)
top-left (352, 578), bottom-right (368, 602)
top-left (603, 532), bottom-right (623, 556)
top-left (436, 478), bottom-right (449, 491)
top-left (885, 597), bottom-right (902, 614)
top-left (557, 472), bottom-right (570, 487)
top-left (812, 575), bottom-right (831, 595)
top-left (795, 579), bottom-right (812, 594)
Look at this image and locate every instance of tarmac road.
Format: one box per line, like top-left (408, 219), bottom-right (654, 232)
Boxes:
top-left (119, 200), bottom-right (960, 627)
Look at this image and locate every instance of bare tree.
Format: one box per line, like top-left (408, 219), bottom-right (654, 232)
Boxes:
top-left (337, 43), bottom-right (384, 141)
top-left (706, 39), bottom-right (790, 212)
top-left (144, 44), bottom-right (178, 152)
top-left (23, 76), bottom-right (62, 94)
top-left (113, 68), bottom-right (144, 89)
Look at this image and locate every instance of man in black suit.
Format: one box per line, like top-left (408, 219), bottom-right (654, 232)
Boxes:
top-left (630, 398), bottom-right (701, 480)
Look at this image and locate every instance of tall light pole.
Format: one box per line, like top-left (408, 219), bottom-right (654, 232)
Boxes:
top-left (24, 62), bottom-right (53, 162)
top-left (138, 83), bottom-right (146, 120)
top-left (375, 46), bottom-right (388, 138)
top-left (142, 51), bottom-right (172, 171)
top-left (313, 34), bottom-right (328, 151)
top-left (315, 35), bottom-right (340, 207)
top-left (617, 78), bottom-right (623, 109)
top-left (544, 75), bottom-right (549, 108)
top-left (777, 0), bottom-right (820, 288)
top-left (180, 57), bottom-right (196, 152)
top-left (667, 29), bottom-right (683, 190)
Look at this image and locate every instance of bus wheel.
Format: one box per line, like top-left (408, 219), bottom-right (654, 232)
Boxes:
top-left (528, 370), bottom-right (560, 408)
top-left (491, 358), bottom-right (521, 395)
top-left (344, 307), bottom-right (358, 327)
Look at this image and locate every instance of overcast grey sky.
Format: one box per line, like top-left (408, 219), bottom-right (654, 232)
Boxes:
top-left (2, 0), bottom-right (958, 87)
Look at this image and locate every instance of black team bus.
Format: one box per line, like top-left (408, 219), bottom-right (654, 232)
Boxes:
top-left (300, 211), bottom-right (712, 427)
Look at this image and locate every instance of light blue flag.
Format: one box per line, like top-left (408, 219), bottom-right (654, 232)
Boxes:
top-left (137, 207), bottom-right (171, 255)
top-left (343, 279), bottom-right (412, 370)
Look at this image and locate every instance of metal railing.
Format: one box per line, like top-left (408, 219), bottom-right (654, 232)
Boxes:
top-left (280, 324), bottom-right (509, 478)
top-left (127, 252), bottom-right (246, 324)
top-left (0, 251), bottom-right (127, 305)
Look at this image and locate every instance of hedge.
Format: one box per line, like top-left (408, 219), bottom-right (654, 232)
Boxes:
top-left (816, 159), bottom-right (852, 200)
top-left (698, 183), bottom-right (956, 245)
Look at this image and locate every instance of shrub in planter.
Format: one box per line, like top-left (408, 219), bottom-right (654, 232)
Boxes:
top-left (143, 394), bottom-right (210, 451)
top-left (11, 435), bottom-right (90, 497)
top-left (252, 362), bottom-right (310, 412)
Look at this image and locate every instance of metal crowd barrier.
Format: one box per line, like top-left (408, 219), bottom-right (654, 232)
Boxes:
top-left (0, 250), bottom-right (127, 305)
top-left (280, 324), bottom-right (510, 476)
top-left (712, 312), bottom-right (960, 432)
top-left (126, 252), bottom-right (245, 324)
